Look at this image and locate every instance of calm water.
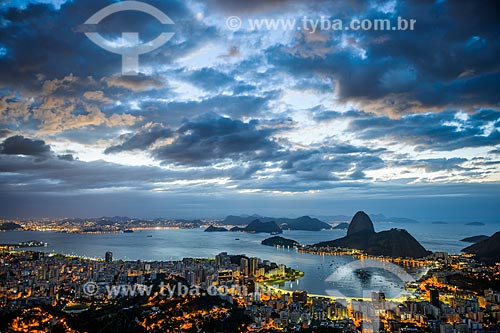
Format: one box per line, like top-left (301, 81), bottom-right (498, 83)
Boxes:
top-left (1, 222), bottom-right (498, 297)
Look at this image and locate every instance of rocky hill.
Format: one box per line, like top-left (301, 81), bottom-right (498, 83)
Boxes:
top-left (314, 211), bottom-right (429, 258)
top-left (280, 216), bottom-right (331, 231)
top-left (462, 231), bottom-right (500, 264)
top-left (229, 219), bottom-right (282, 234)
top-left (347, 211), bottom-right (375, 236)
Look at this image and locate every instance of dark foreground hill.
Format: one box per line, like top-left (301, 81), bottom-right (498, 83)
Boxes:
top-left (314, 211), bottom-right (429, 258)
top-left (462, 231), bottom-right (500, 265)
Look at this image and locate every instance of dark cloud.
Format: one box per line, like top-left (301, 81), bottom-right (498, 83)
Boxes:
top-left (0, 128), bottom-right (14, 138)
top-left (313, 109), bottom-right (500, 152)
top-left (0, 135), bottom-right (51, 157)
top-left (102, 75), bottom-right (166, 92)
top-left (105, 122), bottom-right (173, 154)
top-left (292, 75), bottom-right (334, 94)
top-left (265, 0), bottom-right (500, 114)
top-left (152, 113), bottom-right (282, 165)
top-left (0, 135), bottom-right (76, 162)
top-left (348, 109), bottom-right (500, 151)
top-left (204, 0), bottom-right (368, 16)
top-left (181, 67), bottom-right (235, 92)
top-left (280, 144), bottom-right (385, 182)
top-left (135, 93), bottom-right (276, 126)
top-left (232, 83), bottom-right (256, 95)
top-left (57, 153), bottom-right (74, 161)
top-left (312, 109), bottom-right (372, 122)
top-left (102, 112), bottom-right (389, 184)
top-left (0, 0), bottom-right (214, 86)
top-left (0, 151), bottom-right (246, 193)
top-left (394, 157), bottom-right (469, 173)
top-left (204, 0), bottom-right (292, 14)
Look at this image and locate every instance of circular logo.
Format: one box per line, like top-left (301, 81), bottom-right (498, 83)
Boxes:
top-left (82, 281), bottom-right (99, 296)
top-left (226, 16), bottom-right (242, 31)
top-left (83, 1), bottom-right (175, 75)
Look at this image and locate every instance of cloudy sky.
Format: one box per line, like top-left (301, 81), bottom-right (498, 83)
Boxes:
top-left (0, 0), bottom-right (499, 220)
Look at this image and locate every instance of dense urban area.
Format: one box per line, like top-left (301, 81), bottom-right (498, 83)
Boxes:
top-left (1, 245), bottom-right (499, 332)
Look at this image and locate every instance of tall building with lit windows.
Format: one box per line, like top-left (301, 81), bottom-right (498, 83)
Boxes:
top-left (240, 257), bottom-right (249, 277)
top-left (249, 257), bottom-right (258, 277)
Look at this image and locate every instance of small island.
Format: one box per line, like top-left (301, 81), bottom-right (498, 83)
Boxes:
top-left (460, 235), bottom-right (489, 243)
top-left (279, 216), bottom-right (331, 231)
top-left (204, 225), bottom-right (228, 232)
top-left (246, 220), bottom-right (282, 234)
top-left (230, 220), bottom-right (282, 234)
top-left (261, 236), bottom-right (299, 247)
top-left (223, 215), bottom-right (330, 231)
top-left (465, 222), bottom-right (485, 226)
top-left (333, 222), bottom-right (349, 230)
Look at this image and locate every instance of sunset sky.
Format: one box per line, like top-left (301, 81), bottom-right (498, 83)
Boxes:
top-left (0, 0), bottom-right (499, 220)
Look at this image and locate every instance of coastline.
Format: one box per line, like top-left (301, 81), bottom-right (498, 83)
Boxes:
top-left (257, 283), bottom-right (412, 303)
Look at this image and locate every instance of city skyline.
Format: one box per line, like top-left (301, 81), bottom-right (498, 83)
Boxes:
top-left (2, 2), bottom-right (500, 332)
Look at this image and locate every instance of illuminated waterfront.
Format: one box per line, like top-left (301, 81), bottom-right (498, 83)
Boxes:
top-left (3, 222), bottom-right (497, 297)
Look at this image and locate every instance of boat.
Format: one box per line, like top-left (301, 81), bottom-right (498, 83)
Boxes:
top-left (235, 238), bottom-right (240, 240)
top-left (146, 235), bottom-right (153, 237)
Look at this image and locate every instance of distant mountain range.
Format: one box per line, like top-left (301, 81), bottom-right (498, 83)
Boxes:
top-left (222, 215), bottom-right (331, 231)
top-left (314, 211), bottom-right (429, 258)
